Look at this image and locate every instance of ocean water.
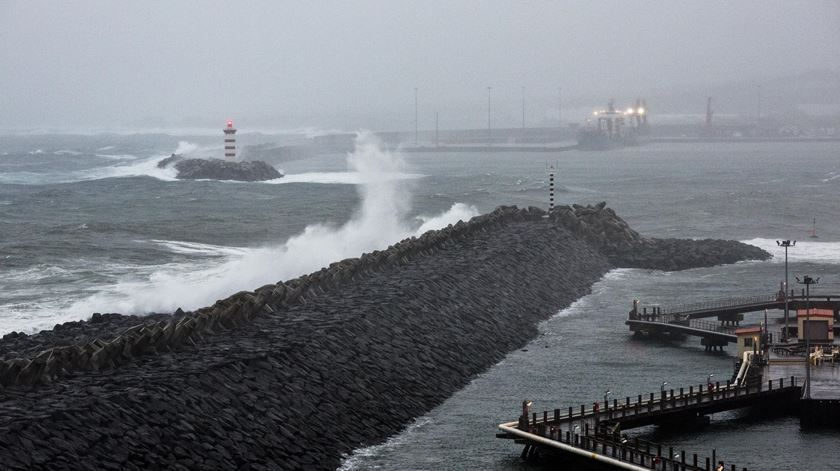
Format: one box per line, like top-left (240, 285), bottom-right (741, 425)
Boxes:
top-left (1, 135), bottom-right (839, 470)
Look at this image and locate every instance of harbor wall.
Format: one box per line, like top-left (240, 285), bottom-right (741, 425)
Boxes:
top-left (0, 204), bottom-right (769, 470)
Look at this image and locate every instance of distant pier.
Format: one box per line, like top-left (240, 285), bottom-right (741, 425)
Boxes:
top-left (627, 291), bottom-right (840, 350)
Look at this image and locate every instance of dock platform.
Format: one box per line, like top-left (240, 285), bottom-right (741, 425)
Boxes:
top-left (627, 291), bottom-right (840, 350)
top-left (497, 377), bottom-right (800, 470)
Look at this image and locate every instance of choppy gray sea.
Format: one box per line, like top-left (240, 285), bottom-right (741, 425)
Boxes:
top-left (1, 134), bottom-right (839, 470)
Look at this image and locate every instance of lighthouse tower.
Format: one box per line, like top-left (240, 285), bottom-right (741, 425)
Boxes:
top-left (223, 120), bottom-right (237, 161)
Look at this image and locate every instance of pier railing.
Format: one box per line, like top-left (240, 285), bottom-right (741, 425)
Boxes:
top-left (687, 319), bottom-right (737, 334)
top-left (658, 293), bottom-right (779, 316)
top-left (500, 377), bottom-right (800, 471)
top-left (519, 377), bottom-right (797, 429)
top-left (638, 289), bottom-right (840, 320)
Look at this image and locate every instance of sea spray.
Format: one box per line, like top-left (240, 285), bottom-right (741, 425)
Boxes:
top-left (61, 132), bottom-right (478, 318)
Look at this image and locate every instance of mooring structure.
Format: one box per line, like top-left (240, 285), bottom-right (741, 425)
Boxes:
top-left (627, 290), bottom-right (840, 350)
top-left (498, 377), bottom-right (800, 470)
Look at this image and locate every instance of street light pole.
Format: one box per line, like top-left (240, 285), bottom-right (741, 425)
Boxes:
top-left (487, 86), bottom-right (492, 145)
top-left (796, 275), bottom-right (819, 399)
top-left (558, 87), bottom-right (562, 125)
top-left (414, 87), bottom-right (418, 145)
top-left (777, 240), bottom-right (796, 342)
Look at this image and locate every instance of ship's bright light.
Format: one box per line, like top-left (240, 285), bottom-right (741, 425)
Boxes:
top-left (626, 107), bottom-right (634, 114)
top-left (637, 108), bottom-right (645, 115)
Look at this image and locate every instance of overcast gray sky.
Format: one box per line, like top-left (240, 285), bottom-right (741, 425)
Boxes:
top-left (2, 1), bottom-right (838, 132)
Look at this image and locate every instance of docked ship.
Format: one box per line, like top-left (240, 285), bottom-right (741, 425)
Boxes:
top-left (577, 99), bottom-right (650, 150)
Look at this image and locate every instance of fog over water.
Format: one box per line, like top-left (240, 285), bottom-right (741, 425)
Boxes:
top-left (1, 2), bottom-right (840, 470)
top-left (1, 1), bottom-right (839, 131)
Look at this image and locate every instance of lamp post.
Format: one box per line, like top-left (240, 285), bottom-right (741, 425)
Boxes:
top-left (661, 381), bottom-right (668, 393)
top-left (604, 390), bottom-right (611, 411)
top-left (796, 275), bottom-right (819, 399)
top-left (414, 87), bottom-right (418, 145)
top-left (558, 87), bottom-right (562, 125)
top-left (487, 86), bottom-right (492, 145)
top-left (776, 240), bottom-right (796, 342)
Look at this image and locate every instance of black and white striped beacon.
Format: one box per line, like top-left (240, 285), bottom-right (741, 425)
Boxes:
top-left (548, 164), bottom-right (555, 214)
top-left (224, 120), bottom-right (237, 161)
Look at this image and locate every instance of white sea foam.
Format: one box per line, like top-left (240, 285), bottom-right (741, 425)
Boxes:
top-left (174, 141), bottom-right (199, 155)
top-left (150, 239), bottom-right (249, 257)
top-left (415, 202), bottom-right (477, 234)
top-left (53, 149), bottom-right (83, 156)
top-left (82, 155), bottom-right (179, 181)
top-left (337, 417), bottom-right (432, 471)
top-left (263, 171), bottom-right (424, 185)
top-left (53, 132), bottom-right (479, 319)
top-left (822, 171), bottom-right (840, 183)
top-left (742, 238), bottom-right (840, 265)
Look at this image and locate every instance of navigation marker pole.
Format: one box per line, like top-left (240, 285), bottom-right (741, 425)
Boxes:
top-left (548, 164), bottom-right (555, 214)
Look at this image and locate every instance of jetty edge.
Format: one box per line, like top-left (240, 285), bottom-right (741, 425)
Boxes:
top-left (0, 203), bottom-right (768, 470)
top-left (157, 153), bottom-right (283, 181)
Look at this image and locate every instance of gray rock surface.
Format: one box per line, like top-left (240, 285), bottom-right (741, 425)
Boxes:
top-left (0, 203), bottom-right (769, 470)
top-left (157, 154), bottom-right (283, 181)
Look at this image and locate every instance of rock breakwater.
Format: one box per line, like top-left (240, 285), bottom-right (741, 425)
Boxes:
top-left (157, 154), bottom-right (283, 181)
top-left (0, 204), bottom-right (769, 470)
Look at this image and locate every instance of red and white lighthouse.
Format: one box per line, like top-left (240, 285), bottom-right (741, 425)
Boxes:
top-left (223, 120), bottom-right (237, 161)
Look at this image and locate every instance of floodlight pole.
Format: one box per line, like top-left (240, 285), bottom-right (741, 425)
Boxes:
top-left (776, 240), bottom-right (795, 342)
top-left (796, 275), bottom-right (819, 399)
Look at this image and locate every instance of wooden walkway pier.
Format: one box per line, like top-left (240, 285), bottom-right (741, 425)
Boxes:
top-left (627, 291), bottom-right (840, 350)
top-left (497, 377), bottom-right (801, 470)
top-left (632, 291), bottom-right (840, 322)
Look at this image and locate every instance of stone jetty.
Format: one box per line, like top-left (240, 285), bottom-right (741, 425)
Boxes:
top-left (0, 204), bottom-right (769, 470)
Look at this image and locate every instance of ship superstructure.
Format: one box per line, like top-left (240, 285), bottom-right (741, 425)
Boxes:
top-left (577, 99), bottom-right (649, 150)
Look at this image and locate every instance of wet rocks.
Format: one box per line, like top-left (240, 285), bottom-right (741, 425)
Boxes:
top-left (549, 202), bottom-right (770, 269)
top-left (157, 154), bottom-right (283, 181)
top-left (0, 203), bottom-right (770, 470)
top-left (155, 153), bottom-right (182, 169)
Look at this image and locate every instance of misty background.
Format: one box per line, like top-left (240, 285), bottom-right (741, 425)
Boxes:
top-left (1, 0), bottom-right (839, 133)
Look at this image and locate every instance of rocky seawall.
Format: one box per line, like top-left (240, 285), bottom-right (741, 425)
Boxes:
top-left (157, 154), bottom-right (283, 181)
top-left (0, 204), bottom-right (769, 470)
